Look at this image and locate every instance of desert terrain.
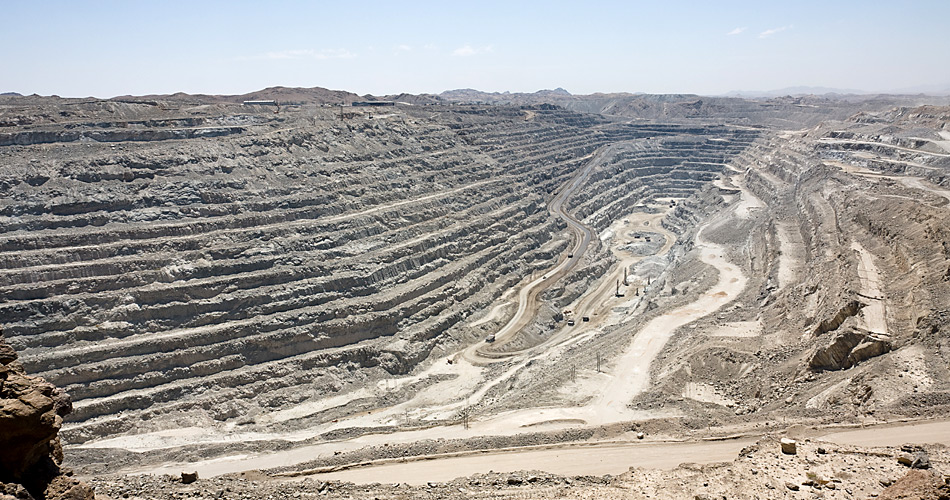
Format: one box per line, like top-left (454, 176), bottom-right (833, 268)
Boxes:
top-left (3, 88), bottom-right (950, 498)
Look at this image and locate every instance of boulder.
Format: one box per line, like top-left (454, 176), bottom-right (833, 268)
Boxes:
top-left (181, 471), bottom-right (199, 484)
top-left (43, 476), bottom-right (94, 500)
top-left (0, 482), bottom-right (33, 500)
top-left (780, 438), bottom-right (797, 455)
top-left (897, 445), bottom-right (932, 470)
top-left (849, 338), bottom-right (891, 364)
top-left (810, 328), bottom-right (891, 371)
top-left (813, 300), bottom-right (864, 336)
top-left (0, 345), bottom-right (60, 481)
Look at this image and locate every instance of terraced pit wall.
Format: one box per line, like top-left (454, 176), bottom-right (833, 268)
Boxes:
top-left (0, 100), bottom-right (759, 442)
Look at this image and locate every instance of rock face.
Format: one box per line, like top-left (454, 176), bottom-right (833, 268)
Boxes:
top-left (0, 333), bottom-right (93, 500)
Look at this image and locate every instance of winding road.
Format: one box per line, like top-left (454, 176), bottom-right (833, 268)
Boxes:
top-left (465, 145), bottom-right (614, 361)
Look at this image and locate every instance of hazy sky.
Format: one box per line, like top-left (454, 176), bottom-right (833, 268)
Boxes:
top-left (4, 0), bottom-right (949, 98)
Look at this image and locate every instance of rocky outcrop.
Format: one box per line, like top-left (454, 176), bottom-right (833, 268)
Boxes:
top-left (0, 333), bottom-right (93, 500)
top-left (812, 300), bottom-right (864, 336)
top-left (809, 328), bottom-right (892, 371)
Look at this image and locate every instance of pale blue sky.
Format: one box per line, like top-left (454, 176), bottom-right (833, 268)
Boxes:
top-left (3, 0), bottom-right (949, 97)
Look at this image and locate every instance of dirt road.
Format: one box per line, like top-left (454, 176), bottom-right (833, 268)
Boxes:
top-left (467, 144), bottom-right (614, 358)
top-left (297, 439), bottom-right (757, 485)
top-left (818, 137), bottom-right (950, 158)
top-left (821, 419), bottom-right (950, 448)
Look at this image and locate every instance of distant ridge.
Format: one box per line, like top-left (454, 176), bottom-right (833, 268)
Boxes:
top-left (110, 86), bottom-right (363, 105)
top-left (440, 88), bottom-right (572, 102)
top-left (885, 83), bottom-right (950, 96)
top-left (722, 84), bottom-right (950, 98)
top-left (1, 92), bottom-right (23, 97)
top-left (721, 86), bottom-right (868, 98)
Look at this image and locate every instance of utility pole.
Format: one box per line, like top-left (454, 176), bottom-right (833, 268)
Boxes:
top-left (462, 396), bottom-right (471, 429)
top-left (571, 364), bottom-right (576, 383)
top-left (597, 353), bottom-right (602, 373)
top-left (623, 268), bottom-right (628, 286)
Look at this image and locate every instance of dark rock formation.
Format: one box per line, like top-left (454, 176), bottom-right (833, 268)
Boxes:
top-left (809, 328), bottom-right (891, 371)
top-left (812, 300), bottom-right (864, 336)
top-left (0, 333), bottom-right (93, 500)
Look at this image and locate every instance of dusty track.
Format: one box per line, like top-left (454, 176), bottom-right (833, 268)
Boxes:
top-left (293, 438), bottom-right (758, 485)
top-left (818, 137), bottom-right (950, 157)
top-left (276, 418), bottom-right (950, 486)
top-left (293, 419), bottom-right (950, 485)
top-left (465, 145), bottom-right (615, 361)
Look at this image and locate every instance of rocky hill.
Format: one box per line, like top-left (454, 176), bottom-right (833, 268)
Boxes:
top-left (110, 86), bottom-right (364, 106)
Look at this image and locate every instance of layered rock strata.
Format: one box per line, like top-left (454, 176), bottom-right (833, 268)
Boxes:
top-left (0, 99), bottom-right (761, 444)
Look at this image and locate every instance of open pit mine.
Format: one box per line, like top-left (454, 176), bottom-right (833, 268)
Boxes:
top-left (3, 88), bottom-right (950, 499)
